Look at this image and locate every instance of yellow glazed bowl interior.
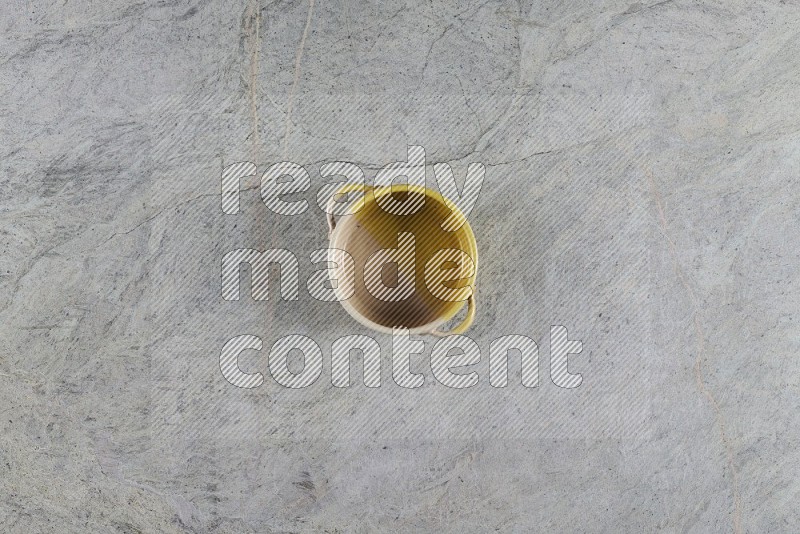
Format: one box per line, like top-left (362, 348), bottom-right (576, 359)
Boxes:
top-left (329, 184), bottom-right (477, 334)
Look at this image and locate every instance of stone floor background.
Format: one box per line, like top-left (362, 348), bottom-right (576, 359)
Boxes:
top-left (2, 0), bottom-right (799, 532)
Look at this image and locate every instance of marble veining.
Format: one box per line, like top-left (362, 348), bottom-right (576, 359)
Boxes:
top-left (1, 0), bottom-right (799, 532)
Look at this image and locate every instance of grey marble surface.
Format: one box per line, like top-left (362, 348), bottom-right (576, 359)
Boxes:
top-left (2, 0), bottom-right (799, 532)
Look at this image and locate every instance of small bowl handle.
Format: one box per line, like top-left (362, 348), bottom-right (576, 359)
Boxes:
top-left (429, 293), bottom-right (476, 337)
top-left (326, 183), bottom-right (374, 235)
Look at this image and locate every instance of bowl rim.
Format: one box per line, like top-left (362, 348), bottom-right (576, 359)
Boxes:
top-left (327, 184), bottom-right (478, 334)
